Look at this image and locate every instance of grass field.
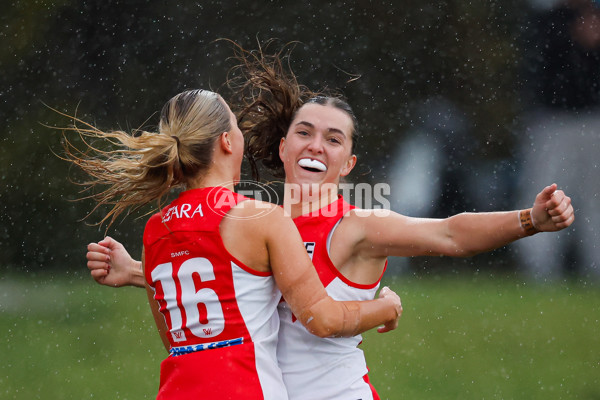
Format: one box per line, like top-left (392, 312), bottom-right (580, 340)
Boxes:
top-left (1, 272), bottom-right (598, 399)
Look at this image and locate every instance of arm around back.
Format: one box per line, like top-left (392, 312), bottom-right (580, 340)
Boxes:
top-left (258, 205), bottom-right (402, 338)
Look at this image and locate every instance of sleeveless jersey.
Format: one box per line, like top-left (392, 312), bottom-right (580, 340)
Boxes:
top-left (277, 196), bottom-right (386, 400)
top-left (143, 187), bottom-right (287, 400)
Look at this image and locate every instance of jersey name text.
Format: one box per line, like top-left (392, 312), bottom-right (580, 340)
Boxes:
top-left (162, 203), bottom-right (204, 223)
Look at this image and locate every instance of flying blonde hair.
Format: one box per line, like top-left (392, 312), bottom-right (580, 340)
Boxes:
top-left (59, 89), bottom-right (230, 227)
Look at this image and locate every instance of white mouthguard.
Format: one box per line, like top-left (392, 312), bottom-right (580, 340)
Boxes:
top-left (298, 158), bottom-right (327, 172)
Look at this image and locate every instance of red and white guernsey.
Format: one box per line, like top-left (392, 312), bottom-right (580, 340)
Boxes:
top-left (277, 196), bottom-right (386, 400)
top-left (143, 187), bottom-right (286, 400)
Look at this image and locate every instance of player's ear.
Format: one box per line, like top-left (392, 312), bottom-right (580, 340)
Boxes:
top-left (219, 131), bottom-right (233, 154)
top-left (279, 137), bottom-right (286, 159)
top-left (340, 154), bottom-right (357, 177)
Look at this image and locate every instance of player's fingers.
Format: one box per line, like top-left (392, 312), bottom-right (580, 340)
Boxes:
top-left (86, 250), bottom-right (110, 262)
top-left (99, 236), bottom-right (122, 251)
top-left (102, 236), bottom-right (123, 252)
top-left (377, 321), bottom-right (397, 333)
top-left (88, 242), bottom-right (110, 254)
top-left (90, 268), bottom-right (109, 279)
top-left (562, 213), bottom-right (575, 228)
top-left (538, 183), bottom-right (557, 201)
top-left (545, 188), bottom-right (565, 207)
top-left (381, 288), bottom-right (402, 313)
top-left (548, 194), bottom-right (571, 216)
top-left (542, 203), bottom-right (571, 231)
top-left (546, 193), bottom-right (566, 215)
top-left (552, 208), bottom-right (575, 227)
top-left (87, 260), bottom-right (110, 270)
top-left (380, 286), bottom-right (400, 301)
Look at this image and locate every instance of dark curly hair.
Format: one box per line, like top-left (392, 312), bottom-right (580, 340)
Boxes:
top-left (224, 39), bottom-right (359, 180)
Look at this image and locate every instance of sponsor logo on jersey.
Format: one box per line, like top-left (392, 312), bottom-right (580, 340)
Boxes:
top-left (169, 337), bottom-right (244, 357)
top-left (171, 329), bottom-right (187, 342)
top-left (304, 242), bottom-right (315, 260)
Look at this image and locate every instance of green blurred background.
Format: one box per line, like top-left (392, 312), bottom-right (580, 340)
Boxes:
top-left (2, 274), bottom-right (598, 399)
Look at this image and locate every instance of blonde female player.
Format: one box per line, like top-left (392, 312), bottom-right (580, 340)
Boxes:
top-left (86, 46), bottom-right (574, 400)
top-left (64, 89), bottom-right (401, 400)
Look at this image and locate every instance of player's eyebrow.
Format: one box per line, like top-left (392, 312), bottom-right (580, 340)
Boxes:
top-left (295, 121), bottom-right (346, 137)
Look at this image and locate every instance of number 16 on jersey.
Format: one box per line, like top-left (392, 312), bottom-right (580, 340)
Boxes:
top-left (150, 257), bottom-right (225, 342)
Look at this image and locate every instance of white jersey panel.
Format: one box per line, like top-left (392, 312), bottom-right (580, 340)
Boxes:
top-left (231, 262), bottom-right (287, 400)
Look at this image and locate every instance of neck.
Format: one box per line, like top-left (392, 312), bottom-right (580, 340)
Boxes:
top-left (283, 182), bottom-right (339, 218)
top-left (187, 165), bottom-right (236, 192)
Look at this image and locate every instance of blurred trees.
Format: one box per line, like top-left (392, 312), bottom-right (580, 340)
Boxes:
top-left (0, 0), bottom-right (525, 271)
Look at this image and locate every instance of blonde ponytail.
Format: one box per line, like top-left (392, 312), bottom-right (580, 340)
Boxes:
top-left (59, 89), bottom-right (230, 227)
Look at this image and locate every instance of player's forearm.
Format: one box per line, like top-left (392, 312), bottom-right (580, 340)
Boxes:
top-left (299, 296), bottom-right (399, 338)
top-left (129, 260), bottom-right (145, 288)
top-left (446, 209), bottom-right (536, 256)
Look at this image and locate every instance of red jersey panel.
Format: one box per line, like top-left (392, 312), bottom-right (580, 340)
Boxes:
top-left (144, 187), bottom-right (286, 400)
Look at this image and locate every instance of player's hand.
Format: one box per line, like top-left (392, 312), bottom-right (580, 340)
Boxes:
top-left (87, 236), bottom-right (140, 287)
top-left (377, 286), bottom-right (402, 333)
top-left (531, 184), bottom-right (575, 232)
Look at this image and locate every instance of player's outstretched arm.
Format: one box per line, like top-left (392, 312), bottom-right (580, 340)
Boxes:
top-left (440, 183), bottom-right (575, 253)
top-left (353, 183), bottom-right (574, 259)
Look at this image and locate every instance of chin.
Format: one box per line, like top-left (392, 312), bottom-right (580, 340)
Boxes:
top-left (291, 172), bottom-right (322, 185)
top-left (296, 174), bottom-right (339, 189)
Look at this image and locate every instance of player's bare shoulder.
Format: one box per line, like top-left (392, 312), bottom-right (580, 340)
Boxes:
top-left (339, 207), bottom-right (411, 251)
top-left (218, 199), bottom-right (277, 273)
top-left (220, 199), bottom-right (285, 239)
top-left (343, 207), bottom-right (397, 230)
top-left (225, 199), bottom-right (281, 220)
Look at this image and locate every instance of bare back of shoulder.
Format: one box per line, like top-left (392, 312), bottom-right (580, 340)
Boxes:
top-left (219, 200), bottom-right (279, 273)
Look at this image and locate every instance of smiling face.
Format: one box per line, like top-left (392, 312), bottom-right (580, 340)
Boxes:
top-left (279, 103), bottom-right (357, 187)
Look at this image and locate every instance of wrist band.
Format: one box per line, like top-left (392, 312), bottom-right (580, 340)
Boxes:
top-left (519, 208), bottom-right (539, 236)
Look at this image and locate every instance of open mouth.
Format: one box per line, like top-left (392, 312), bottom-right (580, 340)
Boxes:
top-left (298, 158), bottom-right (327, 173)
